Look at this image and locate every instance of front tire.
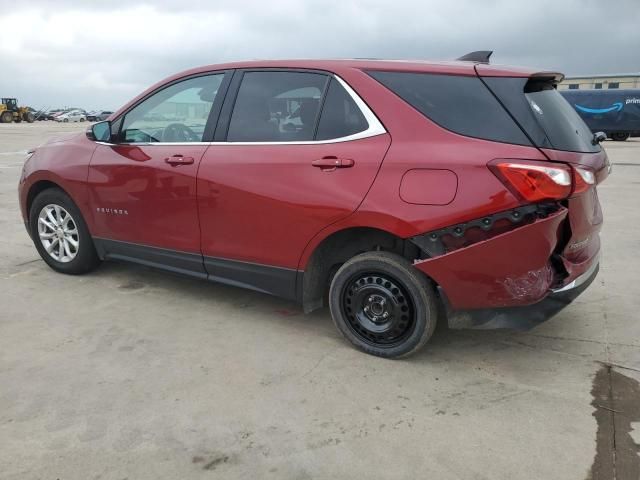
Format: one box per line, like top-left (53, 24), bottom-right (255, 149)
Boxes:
top-left (29, 188), bottom-right (101, 275)
top-left (329, 251), bottom-right (438, 358)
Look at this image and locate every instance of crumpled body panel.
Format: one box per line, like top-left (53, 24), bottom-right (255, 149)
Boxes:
top-left (414, 208), bottom-right (568, 309)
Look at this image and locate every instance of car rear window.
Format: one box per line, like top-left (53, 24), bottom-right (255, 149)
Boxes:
top-left (366, 71), bottom-right (532, 146)
top-left (483, 77), bottom-right (601, 153)
top-left (525, 86), bottom-right (601, 153)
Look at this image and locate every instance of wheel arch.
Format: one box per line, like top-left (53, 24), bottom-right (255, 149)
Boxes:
top-left (300, 226), bottom-right (423, 313)
top-left (26, 180), bottom-right (72, 219)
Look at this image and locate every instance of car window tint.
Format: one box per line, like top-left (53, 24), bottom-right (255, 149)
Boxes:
top-left (367, 71), bottom-right (531, 146)
top-left (525, 86), bottom-right (600, 153)
top-left (121, 74), bottom-right (224, 143)
top-left (316, 79), bottom-right (368, 140)
top-left (227, 71), bottom-right (327, 142)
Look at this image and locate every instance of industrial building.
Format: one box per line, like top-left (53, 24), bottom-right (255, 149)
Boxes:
top-left (559, 73), bottom-right (640, 90)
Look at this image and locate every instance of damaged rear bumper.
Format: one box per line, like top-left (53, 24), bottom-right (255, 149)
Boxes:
top-left (411, 206), bottom-right (600, 329)
top-left (445, 260), bottom-right (599, 330)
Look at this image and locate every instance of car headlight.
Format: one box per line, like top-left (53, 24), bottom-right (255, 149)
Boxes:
top-left (20, 151), bottom-right (34, 183)
top-left (22, 148), bottom-right (35, 169)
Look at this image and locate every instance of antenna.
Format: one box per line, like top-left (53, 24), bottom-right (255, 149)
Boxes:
top-left (456, 51), bottom-right (493, 63)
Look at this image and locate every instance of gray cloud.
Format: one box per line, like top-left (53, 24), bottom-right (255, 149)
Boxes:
top-left (0, 0), bottom-right (638, 110)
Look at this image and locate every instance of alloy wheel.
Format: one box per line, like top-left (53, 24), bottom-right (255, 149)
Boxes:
top-left (37, 204), bottom-right (80, 263)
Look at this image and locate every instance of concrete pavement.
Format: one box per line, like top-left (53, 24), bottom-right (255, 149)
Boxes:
top-left (1, 122), bottom-right (639, 479)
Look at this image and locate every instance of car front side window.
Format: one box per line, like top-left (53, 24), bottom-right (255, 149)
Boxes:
top-left (120, 74), bottom-right (224, 143)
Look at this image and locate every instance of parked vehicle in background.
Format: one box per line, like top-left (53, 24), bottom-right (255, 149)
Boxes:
top-left (85, 111), bottom-right (99, 121)
top-left (32, 108), bottom-right (50, 121)
top-left (45, 109), bottom-right (64, 120)
top-left (560, 88), bottom-right (640, 141)
top-left (55, 110), bottom-right (86, 123)
top-left (19, 54), bottom-right (608, 358)
top-left (97, 111), bottom-right (113, 121)
top-left (86, 110), bottom-right (113, 122)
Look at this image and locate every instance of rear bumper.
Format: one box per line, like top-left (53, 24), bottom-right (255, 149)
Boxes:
top-left (412, 204), bottom-right (601, 327)
top-left (445, 260), bottom-right (599, 330)
top-left (414, 208), bottom-right (570, 309)
top-left (552, 255), bottom-right (599, 293)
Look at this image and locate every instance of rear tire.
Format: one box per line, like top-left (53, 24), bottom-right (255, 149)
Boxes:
top-left (29, 188), bottom-right (101, 275)
top-left (611, 132), bottom-right (629, 141)
top-left (329, 251), bottom-right (438, 358)
top-left (1, 111), bottom-right (13, 123)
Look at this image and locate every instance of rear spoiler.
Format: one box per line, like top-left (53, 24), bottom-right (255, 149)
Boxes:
top-left (528, 71), bottom-right (565, 85)
top-left (457, 52), bottom-right (565, 85)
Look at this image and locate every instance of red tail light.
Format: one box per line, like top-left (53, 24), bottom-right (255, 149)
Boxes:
top-left (489, 160), bottom-right (572, 202)
top-left (572, 166), bottom-right (596, 194)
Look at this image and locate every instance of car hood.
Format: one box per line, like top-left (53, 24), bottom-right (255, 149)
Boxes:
top-left (44, 131), bottom-right (84, 145)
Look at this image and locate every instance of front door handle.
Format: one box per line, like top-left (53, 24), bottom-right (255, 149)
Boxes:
top-left (165, 155), bottom-right (195, 166)
top-left (312, 156), bottom-right (355, 170)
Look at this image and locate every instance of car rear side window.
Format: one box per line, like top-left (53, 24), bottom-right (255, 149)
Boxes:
top-left (227, 71), bottom-right (328, 142)
top-left (367, 71), bottom-right (531, 146)
top-left (316, 78), bottom-right (369, 140)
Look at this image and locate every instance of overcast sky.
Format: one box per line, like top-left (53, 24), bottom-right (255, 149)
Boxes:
top-left (0, 0), bottom-right (638, 110)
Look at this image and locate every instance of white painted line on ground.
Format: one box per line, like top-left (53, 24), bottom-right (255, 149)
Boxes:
top-left (0, 151), bottom-right (28, 156)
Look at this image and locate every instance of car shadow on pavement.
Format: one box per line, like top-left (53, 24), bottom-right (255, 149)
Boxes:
top-left (87, 260), bottom-right (569, 362)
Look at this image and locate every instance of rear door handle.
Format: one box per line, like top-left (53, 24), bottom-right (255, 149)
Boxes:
top-left (312, 156), bottom-right (355, 170)
top-left (164, 155), bottom-right (195, 166)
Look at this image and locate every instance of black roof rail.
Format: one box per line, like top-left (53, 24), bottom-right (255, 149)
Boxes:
top-left (456, 51), bottom-right (493, 63)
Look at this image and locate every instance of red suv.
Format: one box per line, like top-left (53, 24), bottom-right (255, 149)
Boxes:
top-left (18, 53), bottom-right (608, 357)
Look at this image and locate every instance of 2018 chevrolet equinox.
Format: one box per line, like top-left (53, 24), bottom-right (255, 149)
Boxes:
top-left (19, 52), bottom-right (609, 357)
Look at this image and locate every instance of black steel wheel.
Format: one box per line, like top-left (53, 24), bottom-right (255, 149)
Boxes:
top-left (342, 273), bottom-right (415, 347)
top-left (329, 251), bottom-right (438, 358)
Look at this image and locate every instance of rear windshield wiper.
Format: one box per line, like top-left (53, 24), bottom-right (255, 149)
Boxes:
top-left (592, 131), bottom-right (606, 145)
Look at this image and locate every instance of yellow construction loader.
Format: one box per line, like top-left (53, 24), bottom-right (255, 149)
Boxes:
top-left (0, 98), bottom-right (35, 123)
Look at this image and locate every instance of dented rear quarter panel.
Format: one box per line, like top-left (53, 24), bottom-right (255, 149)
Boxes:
top-left (414, 208), bottom-right (568, 309)
top-left (542, 147), bottom-right (607, 281)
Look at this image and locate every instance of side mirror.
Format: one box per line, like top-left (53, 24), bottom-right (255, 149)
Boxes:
top-left (86, 121), bottom-right (112, 142)
top-left (592, 131), bottom-right (607, 145)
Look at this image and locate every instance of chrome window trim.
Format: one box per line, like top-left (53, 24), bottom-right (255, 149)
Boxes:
top-left (104, 74), bottom-right (386, 147)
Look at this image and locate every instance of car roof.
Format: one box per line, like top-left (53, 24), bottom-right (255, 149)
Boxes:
top-left (112, 58), bottom-right (555, 119)
top-left (175, 58), bottom-right (542, 78)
